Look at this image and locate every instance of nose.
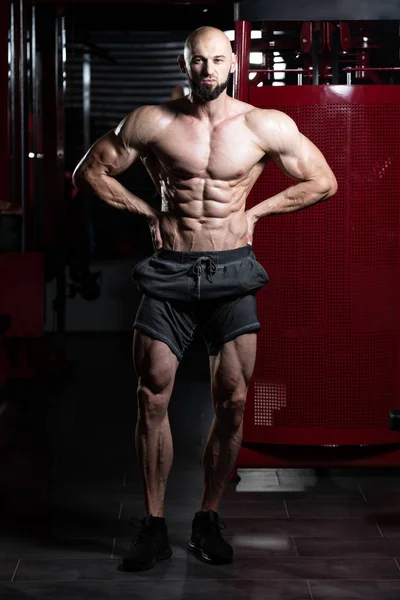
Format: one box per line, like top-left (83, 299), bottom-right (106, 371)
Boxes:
top-left (201, 59), bottom-right (213, 76)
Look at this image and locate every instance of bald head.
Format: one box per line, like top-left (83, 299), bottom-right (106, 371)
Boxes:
top-left (184, 27), bottom-right (232, 62)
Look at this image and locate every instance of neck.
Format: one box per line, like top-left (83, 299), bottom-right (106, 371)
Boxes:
top-left (188, 91), bottom-right (230, 122)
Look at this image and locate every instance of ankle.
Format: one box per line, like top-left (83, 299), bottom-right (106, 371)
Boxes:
top-left (146, 511), bottom-right (164, 518)
top-left (145, 513), bottom-right (165, 521)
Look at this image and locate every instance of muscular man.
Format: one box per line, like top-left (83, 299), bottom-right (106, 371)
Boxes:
top-left (73, 26), bottom-right (337, 571)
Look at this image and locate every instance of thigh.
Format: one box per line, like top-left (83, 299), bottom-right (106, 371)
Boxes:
top-left (209, 332), bottom-right (257, 395)
top-left (133, 329), bottom-right (179, 393)
top-left (201, 293), bottom-right (261, 358)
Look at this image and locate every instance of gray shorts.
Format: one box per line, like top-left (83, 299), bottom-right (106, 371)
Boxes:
top-left (132, 245), bottom-right (269, 361)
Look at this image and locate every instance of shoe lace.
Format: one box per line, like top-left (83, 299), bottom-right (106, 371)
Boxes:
top-left (203, 512), bottom-right (227, 535)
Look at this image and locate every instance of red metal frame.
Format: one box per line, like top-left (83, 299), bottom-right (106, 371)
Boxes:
top-left (236, 19), bottom-right (398, 86)
top-left (233, 20), bottom-right (251, 101)
top-left (0, 1), bottom-right (9, 209)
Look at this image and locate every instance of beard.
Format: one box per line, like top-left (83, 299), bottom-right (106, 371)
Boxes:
top-left (189, 75), bottom-right (230, 102)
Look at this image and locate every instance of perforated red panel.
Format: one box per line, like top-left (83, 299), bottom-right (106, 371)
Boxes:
top-left (245, 86), bottom-right (399, 446)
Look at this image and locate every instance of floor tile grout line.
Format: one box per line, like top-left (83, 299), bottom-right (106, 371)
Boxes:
top-left (12, 578), bottom-right (400, 583)
top-left (358, 485), bottom-right (367, 503)
top-left (110, 537), bottom-right (116, 559)
top-left (12, 578), bottom-right (273, 584)
top-left (216, 516), bottom-right (400, 520)
top-left (373, 516), bottom-right (385, 538)
top-left (306, 579), bottom-right (314, 599)
top-left (10, 559), bottom-right (20, 582)
top-left (394, 557), bottom-right (400, 572)
top-left (122, 470), bottom-right (127, 487)
top-left (290, 536), bottom-right (299, 557)
top-left (10, 556), bottom-right (400, 562)
top-left (283, 500), bottom-right (290, 518)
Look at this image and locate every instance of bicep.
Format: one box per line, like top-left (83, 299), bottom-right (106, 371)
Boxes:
top-left (272, 133), bottom-right (332, 184)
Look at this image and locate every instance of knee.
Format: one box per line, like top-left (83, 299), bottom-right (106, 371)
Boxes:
top-left (214, 389), bottom-right (247, 430)
top-left (137, 370), bottom-right (173, 424)
top-left (137, 385), bottom-right (169, 424)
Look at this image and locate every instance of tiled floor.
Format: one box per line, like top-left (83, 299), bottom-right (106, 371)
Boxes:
top-left (1, 333), bottom-right (400, 599)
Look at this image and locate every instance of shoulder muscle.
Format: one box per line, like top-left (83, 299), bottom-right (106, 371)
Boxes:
top-left (73, 105), bottom-right (164, 182)
top-left (116, 105), bottom-right (164, 149)
top-left (246, 108), bottom-right (301, 155)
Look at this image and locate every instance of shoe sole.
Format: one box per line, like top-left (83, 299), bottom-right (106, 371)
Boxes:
top-left (188, 541), bottom-right (233, 565)
top-left (119, 546), bottom-right (173, 572)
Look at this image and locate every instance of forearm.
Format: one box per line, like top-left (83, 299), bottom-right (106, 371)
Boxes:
top-left (247, 179), bottom-right (335, 220)
top-left (74, 173), bottom-right (157, 219)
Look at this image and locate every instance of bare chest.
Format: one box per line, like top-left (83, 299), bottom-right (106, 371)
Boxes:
top-left (152, 118), bottom-right (264, 181)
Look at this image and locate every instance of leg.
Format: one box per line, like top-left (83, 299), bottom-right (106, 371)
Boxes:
top-left (133, 329), bottom-right (179, 517)
top-left (201, 332), bottom-right (257, 512)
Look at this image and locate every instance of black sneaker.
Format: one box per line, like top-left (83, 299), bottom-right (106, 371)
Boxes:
top-left (188, 509), bottom-right (233, 564)
top-left (119, 514), bottom-right (173, 572)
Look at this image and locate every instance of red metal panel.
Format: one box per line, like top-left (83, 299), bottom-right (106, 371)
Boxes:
top-left (245, 85), bottom-right (400, 447)
top-left (0, 253), bottom-right (45, 337)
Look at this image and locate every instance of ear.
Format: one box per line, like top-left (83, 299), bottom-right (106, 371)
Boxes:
top-left (178, 55), bottom-right (186, 74)
top-left (230, 54), bottom-right (238, 74)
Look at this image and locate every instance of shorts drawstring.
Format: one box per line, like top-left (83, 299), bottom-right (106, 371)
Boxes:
top-left (190, 256), bottom-right (217, 284)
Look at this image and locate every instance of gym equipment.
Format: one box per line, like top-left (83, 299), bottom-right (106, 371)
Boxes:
top-left (233, 15), bottom-right (400, 467)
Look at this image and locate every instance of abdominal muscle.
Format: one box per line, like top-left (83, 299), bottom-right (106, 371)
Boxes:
top-left (157, 178), bottom-right (250, 252)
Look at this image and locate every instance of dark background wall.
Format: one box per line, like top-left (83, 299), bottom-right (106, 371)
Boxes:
top-left (61, 1), bottom-right (234, 262)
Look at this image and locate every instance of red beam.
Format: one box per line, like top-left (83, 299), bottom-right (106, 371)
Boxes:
top-left (234, 20), bottom-right (251, 102)
top-left (0, 0), bottom-right (9, 207)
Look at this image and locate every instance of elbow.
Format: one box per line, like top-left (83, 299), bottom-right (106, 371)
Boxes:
top-left (318, 175), bottom-right (338, 199)
top-left (328, 174), bottom-right (338, 197)
top-left (72, 164), bottom-right (96, 191)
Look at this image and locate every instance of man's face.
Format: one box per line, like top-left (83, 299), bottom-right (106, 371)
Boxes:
top-left (183, 33), bottom-right (234, 102)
